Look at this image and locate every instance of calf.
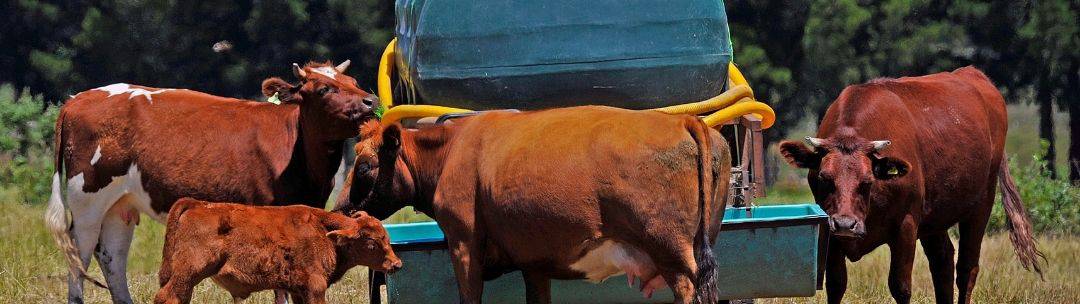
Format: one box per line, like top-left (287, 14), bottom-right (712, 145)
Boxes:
top-left (154, 198), bottom-right (401, 304)
top-left (335, 106), bottom-right (732, 304)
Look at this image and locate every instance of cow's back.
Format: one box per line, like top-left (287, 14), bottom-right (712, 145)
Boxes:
top-left (820, 67), bottom-right (1007, 226)
top-left (59, 84), bottom-right (302, 219)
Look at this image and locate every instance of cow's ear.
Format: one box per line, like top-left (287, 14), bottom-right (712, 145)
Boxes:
top-left (379, 124), bottom-right (402, 153)
top-left (261, 77), bottom-right (301, 103)
top-left (872, 156), bottom-right (910, 180)
top-left (779, 141), bottom-right (821, 169)
top-left (326, 229), bottom-right (359, 243)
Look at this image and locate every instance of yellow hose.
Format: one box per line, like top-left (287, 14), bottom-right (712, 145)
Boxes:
top-left (377, 38), bottom-right (397, 109)
top-left (702, 98), bottom-right (775, 129)
top-left (651, 85), bottom-right (752, 115)
top-left (728, 62), bottom-right (752, 92)
top-left (376, 54), bottom-right (775, 129)
top-left (381, 104), bottom-right (473, 124)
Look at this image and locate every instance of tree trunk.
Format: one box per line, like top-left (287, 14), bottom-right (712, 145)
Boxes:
top-left (1067, 60), bottom-right (1079, 182)
top-left (1037, 74), bottom-right (1057, 179)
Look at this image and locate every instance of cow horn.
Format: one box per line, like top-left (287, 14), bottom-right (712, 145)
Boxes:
top-left (293, 63), bottom-right (307, 78)
top-left (335, 59), bottom-right (351, 73)
top-left (805, 137), bottom-right (825, 147)
top-left (871, 140), bottom-right (891, 151)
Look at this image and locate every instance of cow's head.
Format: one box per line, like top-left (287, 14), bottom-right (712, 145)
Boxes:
top-left (261, 60), bottom-right (380, 139)
top-left (334, 121), bottom-right (414, 219)
top-left (778, 134), bottom-right (910, 238)
top-left (326, 211), bottom-right (402, 273)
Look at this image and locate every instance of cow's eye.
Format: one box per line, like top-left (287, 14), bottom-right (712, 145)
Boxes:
top-left (317, 86), bottom-right (332, 95)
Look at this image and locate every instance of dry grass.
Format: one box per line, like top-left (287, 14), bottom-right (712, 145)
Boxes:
top-left (2, 202), bottom-right (1076, 303)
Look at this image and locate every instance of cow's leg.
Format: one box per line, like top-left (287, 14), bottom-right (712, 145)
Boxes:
top-left (435, 198), bottom-right (484, 304)
top-left (95, 196), bottom-right (139, 304)
top-left (664, 272), bottom-right (695, 304)
top-left (297, 283), bottom-right (327, 304)
top-left (66, 178), bottom-right (125, 304)
top-left (956, 208), bottom-right (990, 304)
top-left (825, 241), bottom-right (847, 304)
top-left (522, 270), bottom-right (550, 304)
top-left (154, 274), bottom-right (197, 304)
top-left (273, 290), bottom-right (291, 304)
top-left (920, 231), bottom-right (955, 304)
top-left (887, 217), bottom-right (918, 304)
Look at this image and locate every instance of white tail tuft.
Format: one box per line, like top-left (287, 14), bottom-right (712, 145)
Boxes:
top-left (44, 173), bottom-right (107, 289)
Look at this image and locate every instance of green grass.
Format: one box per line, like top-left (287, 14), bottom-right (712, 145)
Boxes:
top-left (3, 201), bottom-right (1077, 303)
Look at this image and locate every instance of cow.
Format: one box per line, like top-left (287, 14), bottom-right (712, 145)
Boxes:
top-left (154, 198), bottom-right (402, 304)
top-left (778, 66), bottom-right (1044, 304)
top-left (43, 60), bottom-right (379, 304)
top-left (334, 106), bottom-right (732, 304)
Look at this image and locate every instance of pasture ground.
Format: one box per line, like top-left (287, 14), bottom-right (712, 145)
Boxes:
top-left (2, 201), bottom-right (1076, 303)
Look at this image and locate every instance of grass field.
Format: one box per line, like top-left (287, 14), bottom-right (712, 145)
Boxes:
top-left (2, 201), bottom-right (1076, 303)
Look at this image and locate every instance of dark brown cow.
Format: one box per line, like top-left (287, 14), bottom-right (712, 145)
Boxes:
top-left (335, 106), bottom-right (732, 304)
top-left (44, 61), bottom-right (378, 304)
top-left (778, 67), bottom-right (1043, 304)
top-left (154, 198), bottom-right (401, 304)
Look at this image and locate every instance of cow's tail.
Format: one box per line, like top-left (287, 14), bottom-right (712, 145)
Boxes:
top-left (43, 110), bottom-right (108, 289)
top-left (158, 198), bottom-right (203, 286)
top-left (997, 151), bottom-right (1045, 278)
top-left (687, 118), bottom-right (719, 303)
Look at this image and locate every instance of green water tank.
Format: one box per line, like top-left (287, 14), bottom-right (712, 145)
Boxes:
top-left (394, 0), bottom-right (733, 110)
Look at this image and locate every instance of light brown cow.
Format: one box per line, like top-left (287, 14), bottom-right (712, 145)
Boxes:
top-left (154, 198), bottom-right (401, 304)
top-left (335, 106), bottom-right (732, 304)
top-left (44, 61), bottom-right (378, 304)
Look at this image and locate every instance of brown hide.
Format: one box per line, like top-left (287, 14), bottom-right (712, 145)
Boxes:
top-left (779, 66), bottom-right (1043, 304)
top-left (337, 106), bottom-right (732, 304)
top-left (46, 61), bottom-right (379, 303)
top-left (57, 62), bottom-right (378, 215)
top-left (154, 198), bottom-right (400, 304)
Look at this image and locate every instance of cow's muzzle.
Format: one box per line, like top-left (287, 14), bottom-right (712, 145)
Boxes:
top-left (347, 95), bottom-right (380, 122)
top-left (829, 215), bottom-right (866, 238)
top-left (382, 259), bottom-right (403, 274)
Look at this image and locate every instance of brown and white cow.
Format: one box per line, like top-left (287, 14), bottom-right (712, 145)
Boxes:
top-left (154, 198), bottom-right (401, 304)
top-left (778, 67), bottom-right (1043, 304)
top-left (44, 61), bottom-right (378, 304)
top-left (335, 106), bottom-right (731, 304)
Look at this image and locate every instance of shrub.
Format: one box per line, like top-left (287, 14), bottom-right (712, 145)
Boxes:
top-left (988, 142), bottom-right (1080, 235)
top-left (0, 83), bottom-right (59, 205)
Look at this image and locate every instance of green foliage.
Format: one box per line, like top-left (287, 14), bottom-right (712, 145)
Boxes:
top-left (0, 83), bottom-right (59, 205)
top-left (5, 0), bottom-right (393, 100)
top-left (988, 143), bottom-right (1080, 235)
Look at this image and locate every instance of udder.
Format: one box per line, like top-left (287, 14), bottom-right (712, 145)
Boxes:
top-left (569, 240), bottom-right (669, 298)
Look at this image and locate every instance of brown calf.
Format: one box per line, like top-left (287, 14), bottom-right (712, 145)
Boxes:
top-left (154, 198), bottom-right (401, 304)
top-left (779, 67), bottom-right (1043, 304)
top-left (335, 106), bottom-right (731, 304)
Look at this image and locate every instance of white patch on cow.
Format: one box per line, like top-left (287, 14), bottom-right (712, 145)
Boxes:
top-left (67, 164), bottom-right (165, 228)
top-left (95, 83), bottom-right (174, 103)
top-left (90, 146), bottom-right (102, 165)
top-left (570, 240), bottom-right (656, 283)
top-left (311, 66), bottom-right (338, 79)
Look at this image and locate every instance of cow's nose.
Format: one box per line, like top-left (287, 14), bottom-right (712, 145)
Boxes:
top-left (361, 95), bottom-right (379, 109)
top-left (385, 259), bottom-right (403, 273)
top-left (833, 217), bottom-right (857, 230)
top-left (830, 216), bottom-right (864, 238)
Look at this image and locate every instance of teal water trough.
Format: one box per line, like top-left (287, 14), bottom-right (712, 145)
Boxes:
top-left (369, 204), bottom-right (829, 303)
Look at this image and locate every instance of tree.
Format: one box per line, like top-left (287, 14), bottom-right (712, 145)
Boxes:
top-left (3, 0), bottom-right (394, 101)
top-left (965, 0), bottom-right (1079, 181)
